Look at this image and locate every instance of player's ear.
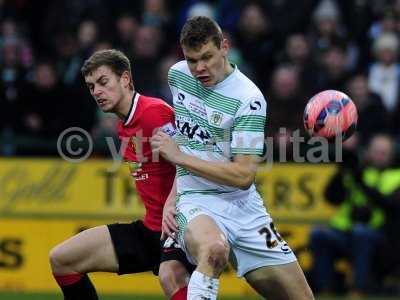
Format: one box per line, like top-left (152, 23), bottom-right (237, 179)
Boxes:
top-left (221, 38), bottom-right (229, 57)
top-left (120, 71), bottom-right (131, 89)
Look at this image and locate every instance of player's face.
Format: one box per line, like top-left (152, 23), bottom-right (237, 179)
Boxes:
top-left (366, 136), bottom-right (394, 168)
top-left (183, 39), bottom-right (229, 87)
top-left (85, 65), bottom-right (128, 112)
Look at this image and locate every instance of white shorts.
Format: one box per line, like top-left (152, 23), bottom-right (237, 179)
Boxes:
top-left (175, 190), bottom-right (297, 277)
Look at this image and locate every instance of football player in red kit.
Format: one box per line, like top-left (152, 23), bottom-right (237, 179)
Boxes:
top-left (49, 49), bottom-right (193, 300)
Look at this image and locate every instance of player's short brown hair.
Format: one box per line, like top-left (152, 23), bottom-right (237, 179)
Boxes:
top-left (81, 49), bottom-right (133, 89)
top-left (180, 16), bottom-right (223, 50)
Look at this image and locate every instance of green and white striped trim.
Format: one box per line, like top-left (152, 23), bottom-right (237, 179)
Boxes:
top-left (169, 69), bottom-right (242, 116)
top-left (176, 166), bottom-right (190, 177)
top-left (178, 189), bottom-right (232, 196)
top-left (176, 211), bottom-right (188, 239)
top-left (231, 147), bottom-right (264, 155)
top-left (233, 115), bottom-right (265, 132)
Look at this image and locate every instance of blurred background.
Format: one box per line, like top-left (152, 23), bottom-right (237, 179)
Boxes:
top-left (0, 0), bottom-right (400, 299)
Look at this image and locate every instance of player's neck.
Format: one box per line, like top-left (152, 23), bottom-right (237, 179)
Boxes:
top-left (115, 89), bottom-right (136, 120)
top-left (221, 58), bottom-right (234, 82)
top-left (214, 59), bottom-right (234, 86)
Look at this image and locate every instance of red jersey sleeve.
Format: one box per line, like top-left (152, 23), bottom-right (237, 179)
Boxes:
top-left (140, 103), bottom-right (175, 138)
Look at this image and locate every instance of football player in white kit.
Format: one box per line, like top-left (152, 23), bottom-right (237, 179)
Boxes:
top-left (151, 16), bottom-right (314, 300)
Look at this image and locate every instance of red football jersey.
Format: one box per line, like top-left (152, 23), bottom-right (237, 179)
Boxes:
top-left (117, 92), bottom-right (176, 231)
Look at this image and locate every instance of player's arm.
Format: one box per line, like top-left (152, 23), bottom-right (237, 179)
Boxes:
top-left (140, 103), bottom-right (176, 136)
top-left (140, 103), bottom-right (178, 239)
top-left (150, 131), bottom-right (262, 190)
top-left (174, 150), bottom-right (260, 190)
top-left (161, 177), bottom-right (178, 240)
top-left (151, 95), bottom-right (266, 189)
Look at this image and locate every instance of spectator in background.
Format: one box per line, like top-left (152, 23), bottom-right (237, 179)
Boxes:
top-left (346, 73), bottom-right (389, 145)
top-left (283, 33), bottom-right (312, 69)
top-left (41, 0), bottom-right (109, 57)
top-left (314, 44), bottom-right (351, 93)
top-left (114, 14), bottom-right (138, 55)
top-left (77, 20), bottom-right (98, 58)
top-left (310, 0), bottom-right (360, 71)
top-left (0, 18), bottom-right (32, 155)
top-left (214, 0), bottom-right (242, 33)
top-left (141, 0), bottom-right (178, 55)
top-left (337, 0), bottom-right (374, 57)
top-left (142, 0), bottom-right (170, 28)
top-left (267, 64), bottom-right (307, 160)
top-left (0, 19), bottom-right (33, 68)
top-left (280, 33), bottom-right (318, 96)
top-left (369, 32), bottom-right (400, 112)
top-left (264, 0), bottom-right (314, 39)
top-left (310, 134), bottom-right (400, 298)
top-left (91, 111), bottom-right (119, 156)
top-left (368, 8), bottom-right (399, 42)
top-left (93, 41), bottom-right (113, 52)
top-left (374, 155), bottom-right (400, 293)
top-left (154, 54), bottom-right (178, 106)
top-left (53, 29), bottom-right (98, 133)
top-left (235, 2), bottom-right (275, 85)
top-left (16, 61), bottom-right (70, 140)
top-left (368, 32), bottom-right (400, 136)
top-left (310, 0), bottom-right (347, 53)
top-left (131, 25), bottom-right (164, 96)
top-left (177, 0), bottom-right (216, 32)
top-left (0, 41), bottom-right (27, 156)
top-left (0, 41), bottom-right (27, 131)
top-left (393, 0), bottom-right (400, 28)
top-left (54, 33), bottom-right (82, 87)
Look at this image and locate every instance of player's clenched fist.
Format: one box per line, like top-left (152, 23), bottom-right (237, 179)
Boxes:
top-left (150, 131), bottom-right (182, 164)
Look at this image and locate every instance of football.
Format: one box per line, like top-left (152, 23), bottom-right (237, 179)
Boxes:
top-left (303, 90), bottom-right (358, 141)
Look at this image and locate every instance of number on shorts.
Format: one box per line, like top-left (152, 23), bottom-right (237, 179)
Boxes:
top-left (258, 222), bottom-right (283, 249)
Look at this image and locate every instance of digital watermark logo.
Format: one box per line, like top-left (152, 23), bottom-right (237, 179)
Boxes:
top-left (57, 127), bottom-right (93, 163)
top-left (56, 126), bottom-right (345, 167)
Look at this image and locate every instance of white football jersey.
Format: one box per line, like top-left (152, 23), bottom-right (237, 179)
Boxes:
top-left (168, 60), bottom-right (267, 196)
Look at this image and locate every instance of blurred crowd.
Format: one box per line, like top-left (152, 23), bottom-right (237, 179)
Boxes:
top-left (0, 0), bottom-right (400, 155)
top-left (310, 133), bottom-right (400, 297)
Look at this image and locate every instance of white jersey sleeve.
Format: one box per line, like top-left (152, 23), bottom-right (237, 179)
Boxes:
top-left (231, 95), bottom-right (267, 156)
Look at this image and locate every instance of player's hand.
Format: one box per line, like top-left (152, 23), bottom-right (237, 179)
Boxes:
top-left (150, 131), bottom-right (182, 164)
top-left (161, 201), bottom-right (178, 240)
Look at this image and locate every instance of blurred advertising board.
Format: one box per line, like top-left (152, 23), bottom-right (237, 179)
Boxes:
top-left (0, 158), bottom-right (143, 219)
top-left (0, 158), bottom-right (337, 294)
